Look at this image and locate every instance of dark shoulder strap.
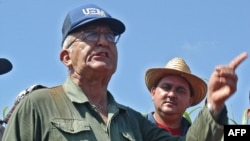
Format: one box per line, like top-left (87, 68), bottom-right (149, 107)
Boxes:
top-left (49, 86), bottom-right (64, 98)
top-left (49, 86), bottom-right (76, 118)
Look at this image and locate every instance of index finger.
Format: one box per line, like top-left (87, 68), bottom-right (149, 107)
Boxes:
top-left (229, 52), bottom-right (248, 70)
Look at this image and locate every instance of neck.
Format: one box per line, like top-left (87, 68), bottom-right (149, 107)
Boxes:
top-left (153, 112), bottom-right (182, 129)
top-left (70, 73), bottom-right (109, 97)
top-left (70, 72), bottom-right (110, 123)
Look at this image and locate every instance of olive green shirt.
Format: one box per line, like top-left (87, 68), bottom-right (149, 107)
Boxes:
top-left (3, 77), bottom-right (227, 141)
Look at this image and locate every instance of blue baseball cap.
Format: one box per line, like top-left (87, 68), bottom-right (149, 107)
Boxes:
top-left (62, 4), bottom-right (125, 42)
top-left (0, 58), bottom-right (12, 75)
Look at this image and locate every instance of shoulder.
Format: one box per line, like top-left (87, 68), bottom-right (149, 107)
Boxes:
top-left (14, 85), bottom-right (62, 114)
top-left (14, 85), bottom-right (64, 108)
top-left (15, 84), bottom-right (48, 102)
top-left (22, 85), bottom-right (50, 102)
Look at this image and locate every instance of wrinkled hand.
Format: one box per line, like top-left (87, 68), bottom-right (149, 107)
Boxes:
top-left (207, 52), bottom-right (248, 115)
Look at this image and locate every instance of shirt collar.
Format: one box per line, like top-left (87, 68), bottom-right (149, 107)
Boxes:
top-left (62, 77), bottom-right (88, 103)
top-left (62, 77), bottom-right (128, 111)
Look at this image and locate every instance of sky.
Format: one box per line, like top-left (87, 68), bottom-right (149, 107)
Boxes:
top-left (0, 0), bottom-right (249, 124)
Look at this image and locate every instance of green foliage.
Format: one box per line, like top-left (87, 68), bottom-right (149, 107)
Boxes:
top-left (241, 109), bottom-right (250, 124)
top-left (183, 112), bottom-right (192, 123)
top-left (228, 105), bottom-right (238, 125)
top-left (183, 106), bottom-right (202, 124)
top-left (2, 106), bottom-right (8, 119)
top-left (229, 118), bottom-right (238, 125)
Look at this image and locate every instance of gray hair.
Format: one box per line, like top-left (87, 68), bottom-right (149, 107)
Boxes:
top-left (62, 34), bottom-right (76, 50)
top-left (62, 33), bottom-right (79, 73)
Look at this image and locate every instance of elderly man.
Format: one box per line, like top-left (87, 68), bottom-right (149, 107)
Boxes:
top-left (2, 3), bottom-right (248, 141)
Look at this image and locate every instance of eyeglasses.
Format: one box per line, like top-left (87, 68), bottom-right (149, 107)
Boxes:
top-left (85, 30), bottom-right (120, 43)
top-left (65, 30), bottom-right (121, 49)
top-left (75, 31), bottom-right (120, 44)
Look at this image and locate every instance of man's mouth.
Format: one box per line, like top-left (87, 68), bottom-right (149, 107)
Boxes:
top-left (93, 52), bottom-right (109, 58)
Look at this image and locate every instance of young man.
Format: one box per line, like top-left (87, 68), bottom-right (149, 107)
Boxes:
top-left (2, 4), bottom-right (248, 141)
top-left (145, 57), bottom-right (207, 136)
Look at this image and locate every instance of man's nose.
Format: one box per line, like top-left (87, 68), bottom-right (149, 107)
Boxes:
top-left (166, 89), bottom-right (177, 98)
top-left (97, 33), bottom-right (109, 46)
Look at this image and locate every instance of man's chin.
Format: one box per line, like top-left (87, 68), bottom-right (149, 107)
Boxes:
top-left (162, 107), bottom-right (176, 113)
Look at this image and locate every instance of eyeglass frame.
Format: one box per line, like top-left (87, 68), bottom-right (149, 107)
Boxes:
top-left (65, 30), bottom-right (121, 49)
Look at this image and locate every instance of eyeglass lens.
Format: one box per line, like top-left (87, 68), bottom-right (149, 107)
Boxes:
top-left (84, 31), bottom-right (119, 43)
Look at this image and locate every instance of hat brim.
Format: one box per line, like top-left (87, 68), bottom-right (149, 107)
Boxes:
top-left (0, 58), bottom-right (12, 75)
top-left (145, 68), bottom-right (207, 106)
top-left (71, 17), bottom-right (125, 35)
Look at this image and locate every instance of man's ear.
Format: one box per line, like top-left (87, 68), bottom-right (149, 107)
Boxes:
top-left (150, 87), bottom-right (156, 100)
top-left (60, 49), bottom-right (71, 66)
top-left (188, 96), bottom-right (195, 107)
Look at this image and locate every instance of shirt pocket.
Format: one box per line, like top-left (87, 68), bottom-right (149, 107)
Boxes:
top-left (121, 130), bottom-right (136, 141)
top-left (49, 118), bottom-right (96, 141)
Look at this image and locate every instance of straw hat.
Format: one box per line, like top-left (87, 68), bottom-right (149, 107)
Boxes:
top-left (145, 57), bottom-right (207, 106)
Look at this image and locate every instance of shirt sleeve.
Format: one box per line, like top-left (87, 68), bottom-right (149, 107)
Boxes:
top-left (2, 95), bottom-right (40, 141)
top-left (185, 105), bottom-right (227, 141)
